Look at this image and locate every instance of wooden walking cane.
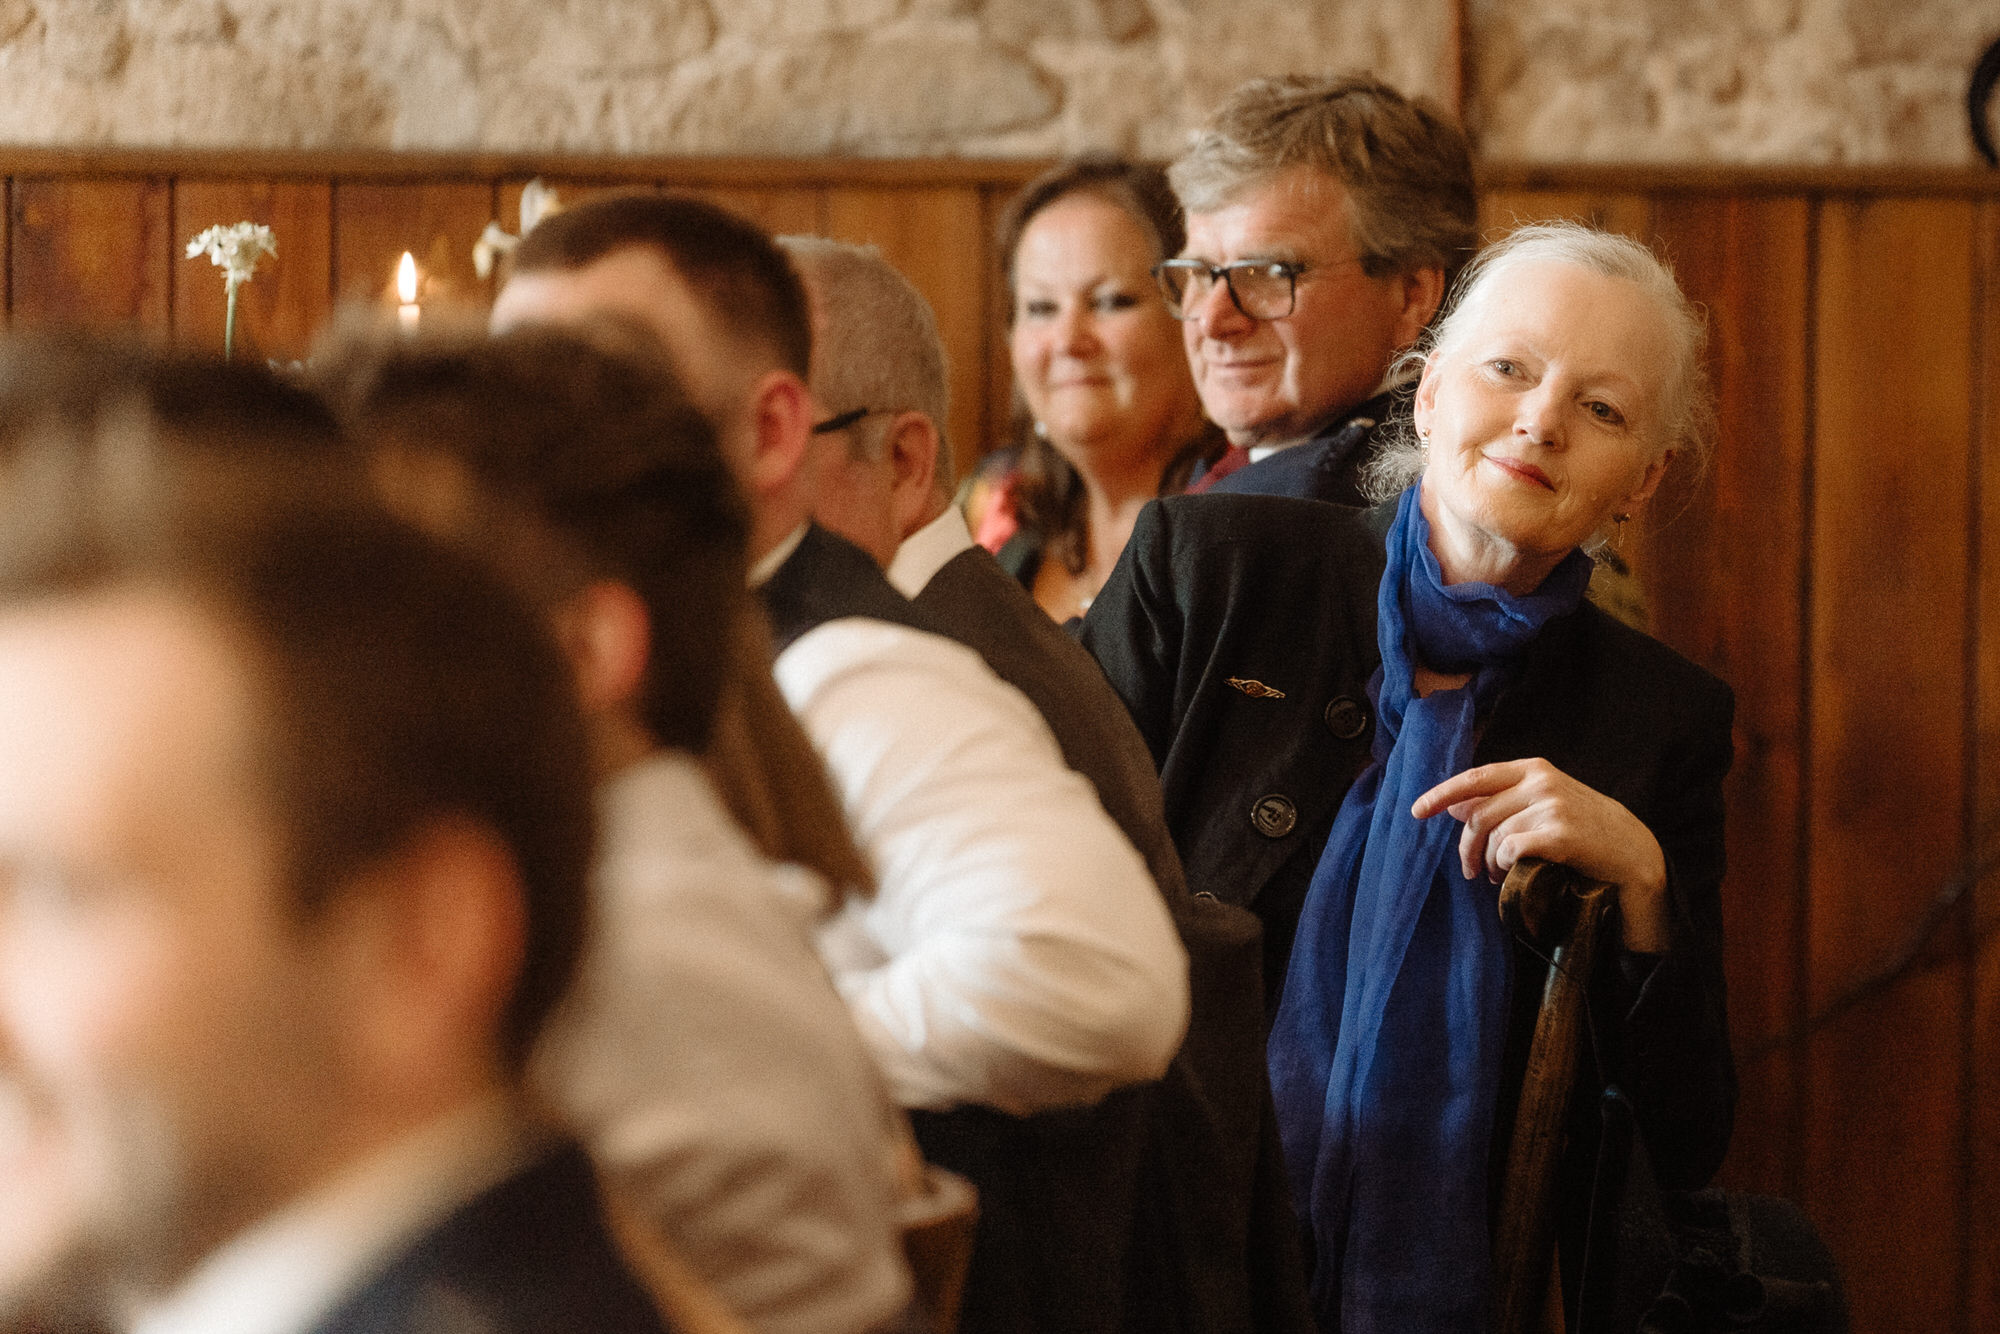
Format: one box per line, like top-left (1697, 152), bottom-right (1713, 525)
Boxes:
top-left (1490, 856), bottom-right (1615, 1334)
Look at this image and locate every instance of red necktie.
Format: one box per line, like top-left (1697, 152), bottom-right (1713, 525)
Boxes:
top-left (1188, 444), bottom-right (1251, 494)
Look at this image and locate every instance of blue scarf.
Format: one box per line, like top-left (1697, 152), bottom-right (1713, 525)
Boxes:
top-left (1267, 485), bottom-right (1592, 1332)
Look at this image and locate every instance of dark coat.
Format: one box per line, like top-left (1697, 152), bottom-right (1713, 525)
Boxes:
top-left (1079, 493), bottom-right (1737, 1244)
top-left (1197, 394), bottom-right (1397, 507)
top-left (914, 543), bottom-right (1187, 898)
top-left (305, 1142), bottom-right (673, 1334)
top-left (769, 525), bottom-right (1313, 1334)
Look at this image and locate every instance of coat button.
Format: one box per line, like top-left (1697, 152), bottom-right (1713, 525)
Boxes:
top-left (1323, 695), bottom-right (1370, 740)
top-left (1250, 794), bottom-right (1298, 839)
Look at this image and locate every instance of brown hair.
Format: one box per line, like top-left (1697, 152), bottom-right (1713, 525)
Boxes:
top-left (701, 608), bottom-right (875, 902)
top-left (0, 355), bottom-right (594, 1068)
top-left (1169, 73), bottom-right (1478, 287)
top-left (314, 322), bottom-right (749, 755)
top-left (511, 191), bottom-right (813, 381)
top-left (995, 156), bottom-right (1221, 577)
top-left (317, 324), bottom-right (875, 902)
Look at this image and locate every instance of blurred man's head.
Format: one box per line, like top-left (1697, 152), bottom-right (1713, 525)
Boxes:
top-left (315, 322), bottom-right (750, 772)
top-left (493, 195), bottom-right (817, 558)
top-left (1163, 74), bottom-right (1477, 448)
top-left (777, 236), bottom-right (952, 568)
top-left (0, 360), bottom-right (592, 1323)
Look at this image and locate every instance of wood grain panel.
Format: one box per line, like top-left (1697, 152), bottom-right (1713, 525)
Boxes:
top-left (1474, 188), bottom-right (1652, 244)
top-left (689, 185), bottom-right (823, 239)
top-left (1805, 195), bottom-right (1976, 1334)
top-left (11, 177), bottom-right (171, 328)
top-left (825, 186), bottom-right (991, 481)
top-left (1974, 196), bottom-right (2000, 1334)
top-left (172, 180), bottom-right (332, 361)
top-left (1976, 928), bottom-right (1999, 1334)
top-left (1644, 193), bottom-right (1813, 1197)
top-left (980, 183), bottom-right (1023, 461)
top-left (495, 176), bottom-right (652, 237)
top-left (332, 180), bottom-right (495, 324)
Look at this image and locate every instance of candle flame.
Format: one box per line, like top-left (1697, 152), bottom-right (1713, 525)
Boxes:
top-left (396, 252), bottom-right (419, 305)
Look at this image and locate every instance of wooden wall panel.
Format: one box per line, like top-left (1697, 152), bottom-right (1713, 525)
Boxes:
top-left (11, 177), bottom-right (170, 328)
top-left (332, 181), bottom-right (495, 324)
top-left (496, 175), bottom-right (654, 235)
top-left (690, 185), bottom-right (823, 239)
top-left (1805, 196), bottom-right (1976, 1334)
top-left (824, 186), bottom-right (990, 481)
top-left (1474, 188), bottom-right (1653, 245)
top-left (172, 180), bottom-right (332, 361)
top-left (1974, 196), bottom-right (2000, 1334)
top-left (1644, 193), bottom-right (1814, 1198)
top-left (980, 184), bottom-right (1022, 460)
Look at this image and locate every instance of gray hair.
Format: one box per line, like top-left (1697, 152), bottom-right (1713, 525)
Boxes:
top-left (1362, 221), bottom-right (1715, 514)
top-left (1168, 73), bottom-right (1477, 286)
top-left (774, 235), bottom-right (953, 486)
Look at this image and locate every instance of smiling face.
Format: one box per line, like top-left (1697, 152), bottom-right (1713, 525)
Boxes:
top-left (1179, 166), bottom-right (1437, 448)
top-left (1009, 192), bottom-right (1205, 478)
top-left (1413, 258), bottom-right (1675, 590)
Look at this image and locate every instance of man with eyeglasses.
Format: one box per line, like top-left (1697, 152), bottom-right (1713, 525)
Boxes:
top-left (1164, 74), bottom-right (1477, 503)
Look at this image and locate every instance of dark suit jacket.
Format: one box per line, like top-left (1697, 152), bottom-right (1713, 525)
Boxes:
top-left (1080, 493), bottom-right (1737, 1209)
top-left (768, 525), bottom-right (1311, 1334)
top-left (911, 538), bottom-right (1314, 1334)
top-left (914, 543), bottom-right (1186, 898)
top-left (305, 1142), bottom-right (672, 1334)
top-left (1199, 393), bottom-right (1396, 507)
top-left (761, 525), bottom-right (1155, 1334)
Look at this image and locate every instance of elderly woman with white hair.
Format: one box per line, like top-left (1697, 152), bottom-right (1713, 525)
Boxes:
top-left (1082, 221), bottom-right (1735, 1332)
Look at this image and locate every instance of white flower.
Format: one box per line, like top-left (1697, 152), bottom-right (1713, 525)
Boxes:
top-left (472, 222), bottom-right (518, 281)
top-left (186, 222), bottom-right (278, 286)
top-left (472, 179), bottom-right (563, 279)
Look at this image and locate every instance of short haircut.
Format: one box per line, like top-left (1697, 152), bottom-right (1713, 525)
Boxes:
top-left (0, 358), bottom-right (593, 1068)
top-left (313, 322), bottom-right (751, 755)
top-left (994, 155), bottom-right (1185, 313)
top-left (1169, 73), bottom-right (1478, 286)
top-left (510, 192), bottom-right (813, 381)
top-left (776, 235), bottom-right (953, 484)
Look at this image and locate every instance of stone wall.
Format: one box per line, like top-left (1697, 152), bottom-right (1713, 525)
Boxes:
top-left (1, 0), bottom-right (1994, 164)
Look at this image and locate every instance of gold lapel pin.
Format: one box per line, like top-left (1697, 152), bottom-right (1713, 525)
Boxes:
top-left (1227, 677), bottom-right (1286, 700)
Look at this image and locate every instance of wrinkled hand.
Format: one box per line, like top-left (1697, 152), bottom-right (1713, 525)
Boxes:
top-left (1411, 758), bottom-right (1670, 952)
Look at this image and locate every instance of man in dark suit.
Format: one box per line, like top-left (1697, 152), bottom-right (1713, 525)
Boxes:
top-left (1167, 74), bottom-right (1477, 504)
top-left (0, 359), bottom-right (671, 1334)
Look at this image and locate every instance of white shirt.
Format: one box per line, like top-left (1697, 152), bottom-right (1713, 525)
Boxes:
top-left (774, 616), bottom-right (1189, 1115)
top-left (885, 505), bottom-right (974, 598)
top-left (131, 1097), bottom-right (529, 1334)
top-left (533, 752), bottom-right (913, 1334)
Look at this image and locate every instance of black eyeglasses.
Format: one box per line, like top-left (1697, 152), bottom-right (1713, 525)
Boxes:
top-left (811, 407), bottom-right (877, 435)
top-left (1153, 258), bottom-right (1332, 320)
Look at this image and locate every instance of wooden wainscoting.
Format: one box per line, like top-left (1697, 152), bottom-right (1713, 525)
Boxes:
top-left (0, 147), bottom-right (1997, 1334)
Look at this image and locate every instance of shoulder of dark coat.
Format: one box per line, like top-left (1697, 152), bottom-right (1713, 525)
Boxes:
top-left (1554, 599), bottom-right (1735, 725)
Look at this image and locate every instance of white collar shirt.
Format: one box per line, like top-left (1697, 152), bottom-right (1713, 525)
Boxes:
top-left (885, 506), bottom-right (975, 599)
top-left (531, 751), bottom-right (913, 1334)
top-left (773, 615), bottom-right (1189, 1116)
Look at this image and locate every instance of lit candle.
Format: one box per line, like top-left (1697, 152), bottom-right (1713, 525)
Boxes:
top-left (396, 252), bottom-right (421, 332)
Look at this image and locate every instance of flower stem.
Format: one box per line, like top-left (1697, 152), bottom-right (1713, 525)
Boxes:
top-left (224, 277), bottom-right (240, 361)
